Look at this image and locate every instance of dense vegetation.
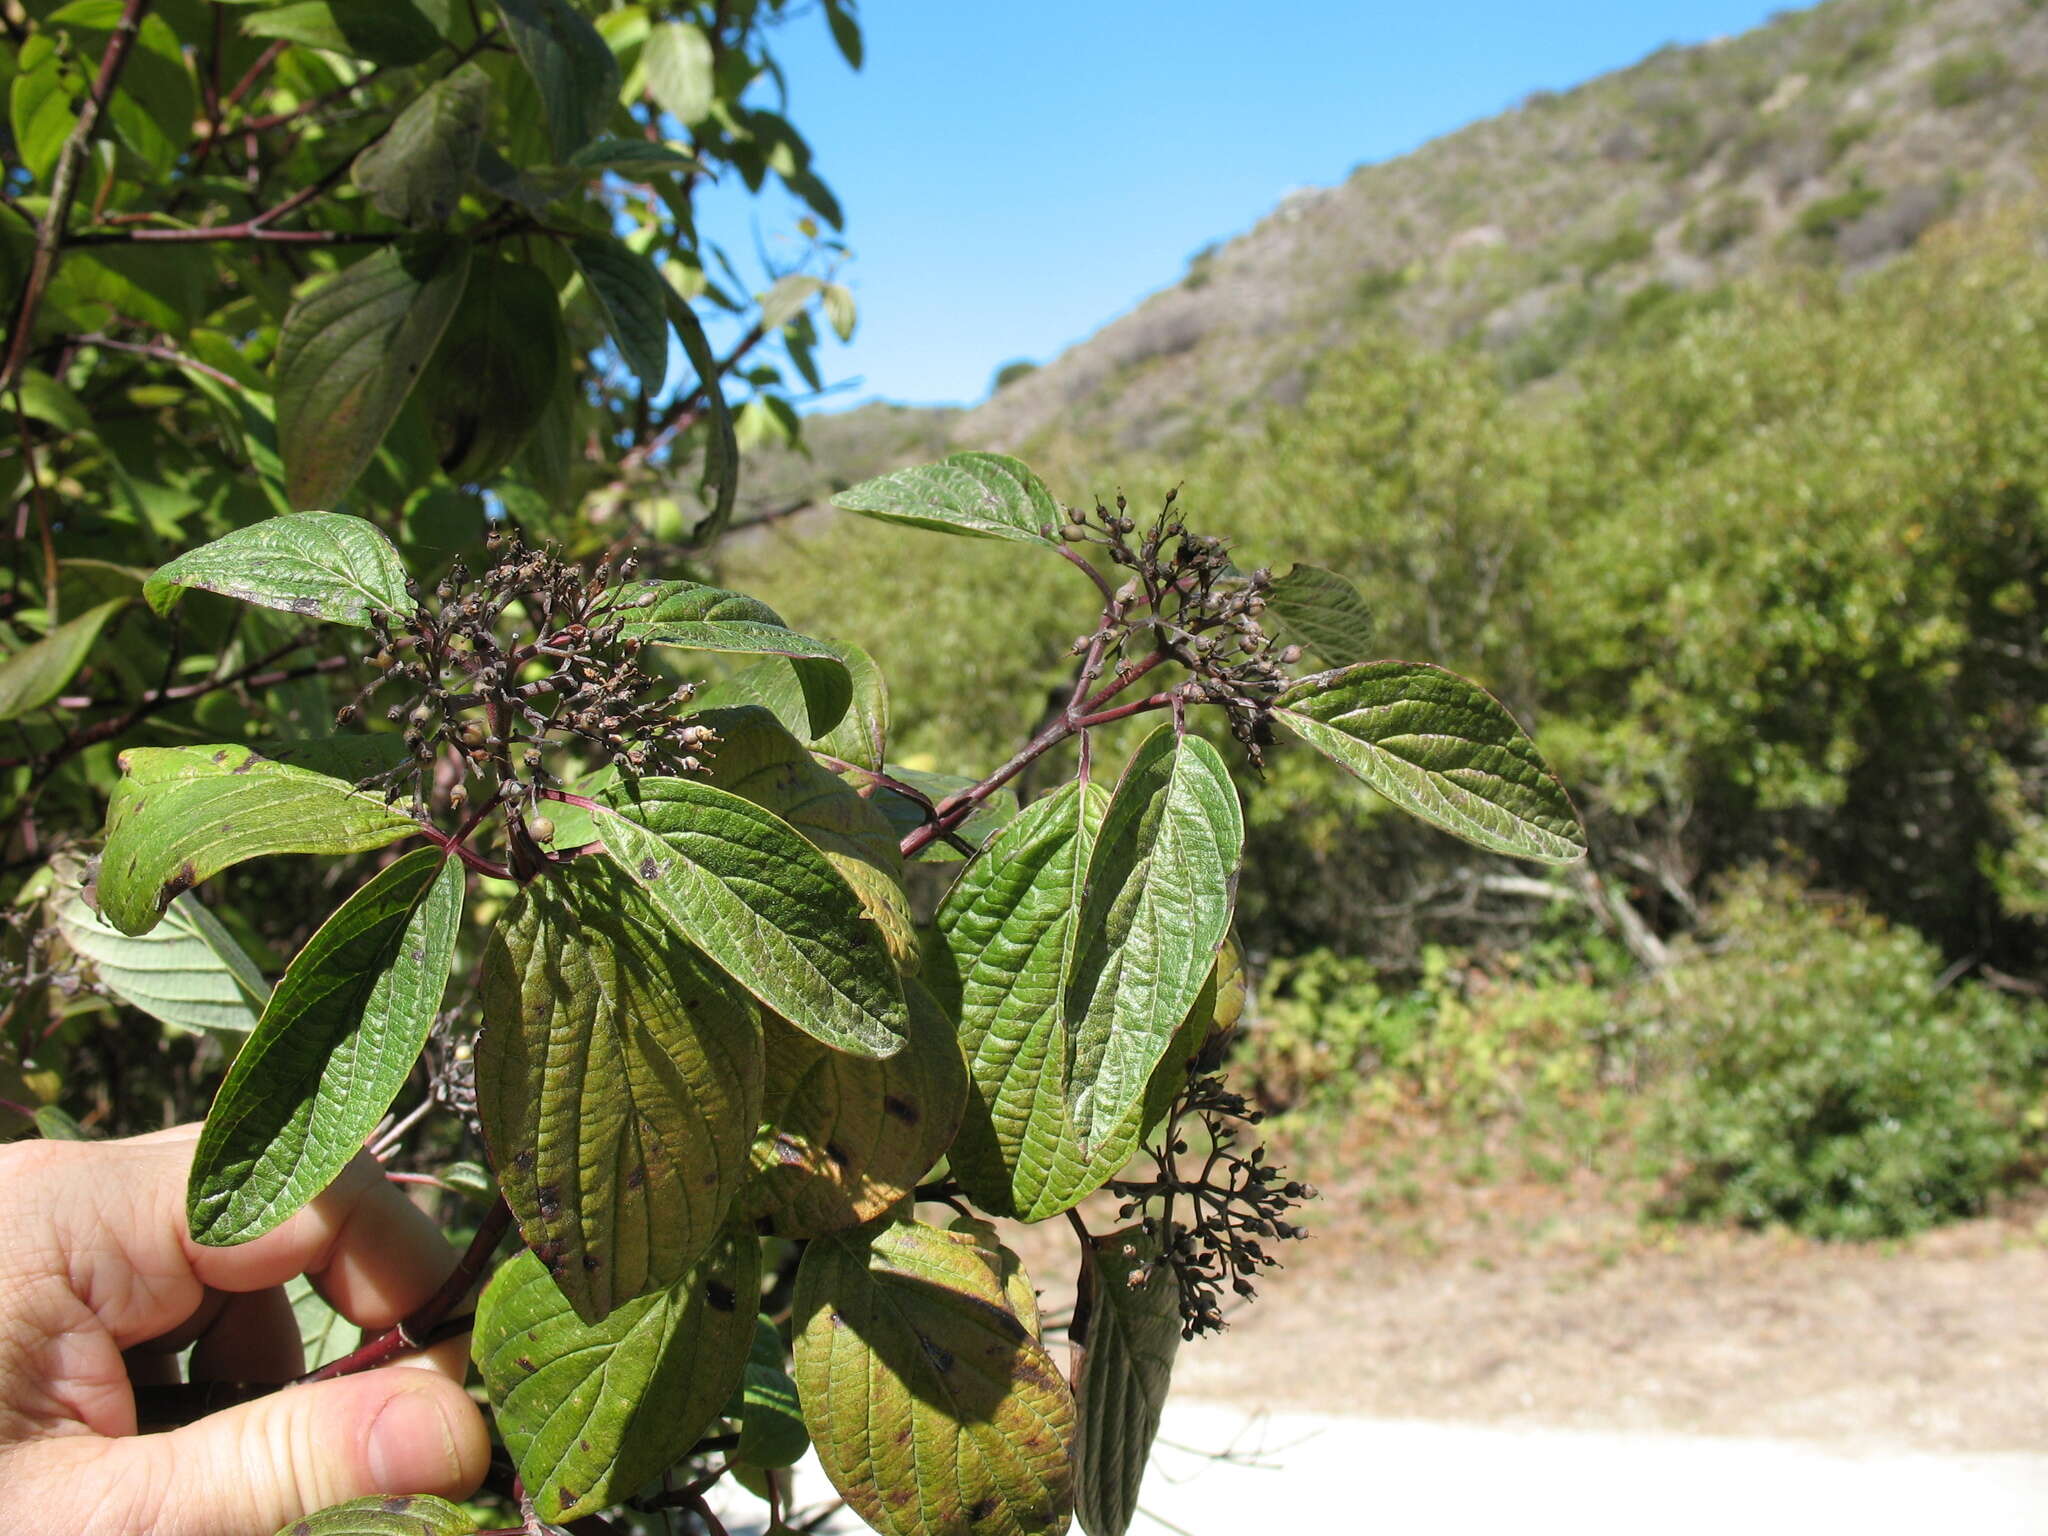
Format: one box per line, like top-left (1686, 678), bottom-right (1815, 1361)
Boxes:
top-left (726, 198), bottom-right (2048, 1238)
top-left (0, 6), bottom-right (1595, 1535)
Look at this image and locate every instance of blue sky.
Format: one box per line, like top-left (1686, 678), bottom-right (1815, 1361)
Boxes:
top-left (697, 2), bottom-right (1814, 410)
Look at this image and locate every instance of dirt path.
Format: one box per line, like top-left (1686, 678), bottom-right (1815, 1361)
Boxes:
top-left (1165, 1184), bottom-right (2048, 1452)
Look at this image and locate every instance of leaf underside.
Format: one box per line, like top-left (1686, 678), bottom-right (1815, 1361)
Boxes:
top-left (476, 861), bottom-right (763, 1323)
top-left (56, 889), bottom-right (268, 1035)
top-left (733, 981), bottom-right (966, 1239)
top-left (794, 1218), bottom-right (1076, 1536)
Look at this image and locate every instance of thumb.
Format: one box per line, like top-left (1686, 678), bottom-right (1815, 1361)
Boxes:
top-left (29, 1367), bottom-right (489, 1536)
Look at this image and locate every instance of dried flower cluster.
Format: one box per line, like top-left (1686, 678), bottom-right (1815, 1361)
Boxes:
top-left (1059, 492), bottom-right (1300, 761)
top-left (339, 534), bottom-right (711, 826)
top-left (1112, 1071), bottom-right (1315, 1339)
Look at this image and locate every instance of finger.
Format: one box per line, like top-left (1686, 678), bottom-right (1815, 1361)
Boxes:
top-left (5, 1132), bottom-right (460, 1347)
top-left (8, 1366), bottom-right (488, 1536)
top-left (188, 1286), bottom-right (304, 1384)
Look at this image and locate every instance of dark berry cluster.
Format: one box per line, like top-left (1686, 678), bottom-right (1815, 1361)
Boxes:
top-left (1058, 492), bottom-right (1301, 762)
top-left (1112, 1072), bottom-right (1315, 1339)
top-left (337, 534), bottom-right (712, 826)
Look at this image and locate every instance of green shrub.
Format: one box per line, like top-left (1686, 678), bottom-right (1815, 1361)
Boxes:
top-left (1581, 224), bottom-right (1654, 281)
top-left (1929, 46), bottom-right (2013, 109)
top-left (1796, 177), bottom-right (1883, 239)
top-left (1646, 872), bottom-right (2048, 1239)
top-left (1683, 193), bottom-right (1763, 256)
top-left (990, 358), bottom-right (1039, 392)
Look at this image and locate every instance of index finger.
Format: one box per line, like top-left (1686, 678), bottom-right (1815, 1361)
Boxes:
top-left (2, 1127), bottom-right (463, 1349)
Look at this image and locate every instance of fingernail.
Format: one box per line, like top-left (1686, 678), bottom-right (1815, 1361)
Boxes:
top-left (366, 1384), bottom-right (461, 1493)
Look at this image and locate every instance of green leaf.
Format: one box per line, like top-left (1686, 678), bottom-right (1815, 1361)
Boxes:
top-left (825, 0), bottom-right (863, 70)
top-left (56, 890), bottom-right (268, 1036)
top-left (350, 63), bottom-right (491, 227)
top-left (476, 861), bottom-right (762, 1323)
top-left (688, 639), bottom-right (891, 762)
top-left (144, 512), bottom-right (411, 627)
top-left (725, 1314), bottom-right (811, 1468)
top-left (592, 775), bottom-right (909, 1059)
top-left (288, 1273), bottom-right (356, 1372)
top-left (619, 580), bottom-right (850, 728)
top-left (9, 36), bottom-right (80, 187)
top-left (52, 9), bottom-right (192, 174)
top-left (417, 253), bottom-right (565, 485)
top-left (1264, 563), bottom-right (1374, 666)
top-left (566, 136), bottom-right (702, 174)
top-left (97, 745), bottom-right (421, 936)
top-left (688, 705), bottom-right (915, 972)
top-left (186, 850), bottom-right (463, 1245)
top-left (1273, 661), bottom-right (1587, 863)
top-left (474, 1236), bottom-right (759, 1522)
top-left (758, 273), bottom-right (822, 333)
top-left (935, 784), bottom-right (1217, 1221)
top-left (497, 0), bottom-right (620, 161)
top-left (666, 287), bottom-right (738, 542)
top-left (734, 983), bottom-right (965, 1238)
top-left (275, 240), bottom-right (472, 509)
top-left (822, 280), bottom-right (857, 342)
top-left (265, 1494), bottom-right (479, 1536)
top-left (735, 1356), bottom-right (809, 1469)
top-left (935, 782), bottom-right (1096, 1220)
top-left (570, 235), bottom-right (670, 394)
top-left (242, 1), bottom-right (445, 66)
top-left (1071, 1228), bottom-right (1180, 1536)
top-left (794, 1218), bottom-right (1075, 1536)
top-left (1063, 727), bottom-right (1243, 1149)
top-left (771, 646), bottom-right (892, 767)
top-left (15, 367), bottom-right (92, 435)
top-left (0, 598), bottom-right (125, 720)
top-left (643, 20), bottom-right (714, 124)
top-left (34, 1105), bottom-right (90, 1141)
top-left (727, 1316), bottom-right (810, 1467)
top-left (948, 1214), bottom-right (1043, 1337)
top-left (832, 453), bottom-right (1061, 547)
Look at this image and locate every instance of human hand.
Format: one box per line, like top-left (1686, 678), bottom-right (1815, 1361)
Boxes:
top-left (0, 1125), bottom-right (490, 1535)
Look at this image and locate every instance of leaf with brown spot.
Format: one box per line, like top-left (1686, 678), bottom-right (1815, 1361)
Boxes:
top-left (98, 745), bottom-right (420, 936)
top-left (473, 1234), bottom-right (759, 1524)
top-left (794, 1218), bottom-right (1075, 1536)
top-left (476, 861), bottom-right (762, 1323)
top-left (732, 980), bottom-right (965, 1238)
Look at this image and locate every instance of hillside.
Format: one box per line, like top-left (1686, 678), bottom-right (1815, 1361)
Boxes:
top-left (956, 0), bottom-right (2048, 459)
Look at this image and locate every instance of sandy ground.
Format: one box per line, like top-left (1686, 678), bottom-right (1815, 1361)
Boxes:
top-left (712, 1178), bottom-right (2048, 1533)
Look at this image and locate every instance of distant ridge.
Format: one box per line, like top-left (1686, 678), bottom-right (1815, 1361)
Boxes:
top-left (956, 0), bottom-right (2048, 458)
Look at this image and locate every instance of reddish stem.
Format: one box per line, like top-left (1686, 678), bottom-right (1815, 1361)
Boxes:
top-left (298, 1195), bottom-right (514, 1384)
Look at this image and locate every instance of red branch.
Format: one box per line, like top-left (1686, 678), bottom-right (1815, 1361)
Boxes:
top-left (298, 1195), bottom-right (514, 1384)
